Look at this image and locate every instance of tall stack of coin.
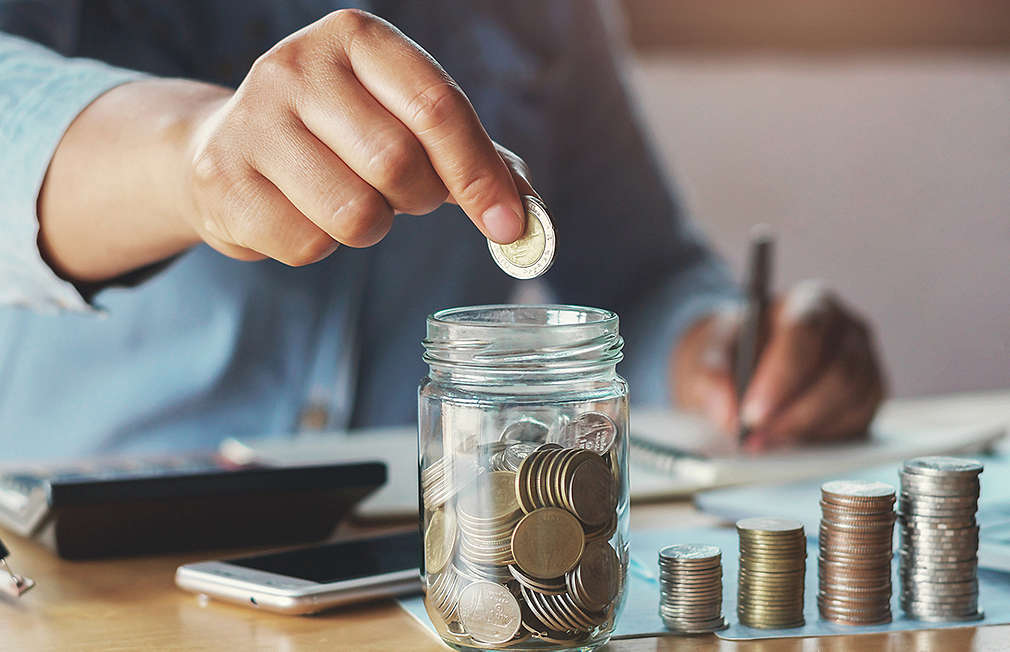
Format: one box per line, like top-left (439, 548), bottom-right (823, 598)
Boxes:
top-left (899, 456), bottom-right (984, 622)
top-left (657, 544), bottom-right (728, 633)
top-left (422, 411), bottom-right (624, 649)
top-left (818, 480), bottom-right (896, 624)
top-left (736, 517), bottom-right (807, 629)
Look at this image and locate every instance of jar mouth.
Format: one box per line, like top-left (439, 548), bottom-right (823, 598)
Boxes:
top-left (430, 304), bottom-right (617, 329)
top-left (424, 305), bottom-right (623, 382)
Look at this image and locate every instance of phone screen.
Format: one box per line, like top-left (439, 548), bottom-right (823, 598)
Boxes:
top-left (228, 531), bottom-right (420, 584)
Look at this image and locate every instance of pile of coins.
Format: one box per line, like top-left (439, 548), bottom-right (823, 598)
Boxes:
top-left (736, 517), bottom-right (807, 629)
top-left (818, 480), bottom-right (896, 625)
top-left (899, 456), bottom-right (984, 622)
top-left (422, 410), bottom-right (623, 648)
top-left (657, 544), bottom-right (728, 633)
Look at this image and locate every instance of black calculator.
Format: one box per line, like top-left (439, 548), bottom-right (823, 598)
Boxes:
top-left (0, 454), bottom-right (385, 559)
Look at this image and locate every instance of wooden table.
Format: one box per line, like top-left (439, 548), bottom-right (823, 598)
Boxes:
top-left (1, 501), bottom-right (1005, 652)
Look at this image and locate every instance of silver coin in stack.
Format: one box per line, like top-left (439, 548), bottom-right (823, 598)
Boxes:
top-left (898, 456), bottom-right (984, 622)
top-left (487, 195), bottom-right (556, 279)
top-left (657, 544), bottom-right (728, 633)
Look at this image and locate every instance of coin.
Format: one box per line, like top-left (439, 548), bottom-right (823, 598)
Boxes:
top-left (560, 412), bottom-right (618, 454)
top-left (487, 195), bottom-right (556, 279)
top-left (500, 418), bottom-right (550, 444)
top-left (511, 507), bottom-right (585, 579)
top-left (425, 506), bottom-right (457, 574)
top-left (569, 541), bottom-right (620, 612)
top-left (457, 581), bottom-right (522, 645)
top-left (566, 453), bottom-right (616, 526)
top-left (902, 457), bottom-right (983, 478)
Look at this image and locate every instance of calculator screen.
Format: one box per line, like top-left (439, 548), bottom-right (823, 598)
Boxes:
top-left (229, 531), bottom-right (419, 583)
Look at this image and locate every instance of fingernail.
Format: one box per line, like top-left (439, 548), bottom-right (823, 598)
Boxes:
top-left (482, 203), bottom-right (524, 244)
top-left (741, 399), bottom-right (767, 428)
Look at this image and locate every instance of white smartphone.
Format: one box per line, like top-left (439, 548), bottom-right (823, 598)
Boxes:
top-left (175, 530), bottom-right (422, 614)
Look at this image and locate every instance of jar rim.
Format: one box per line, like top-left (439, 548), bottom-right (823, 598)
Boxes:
top-left (429, 304), bottom-right (617, 329)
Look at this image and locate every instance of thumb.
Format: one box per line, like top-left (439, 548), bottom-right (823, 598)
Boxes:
top-left (446, 143), bottom-right (538, 206)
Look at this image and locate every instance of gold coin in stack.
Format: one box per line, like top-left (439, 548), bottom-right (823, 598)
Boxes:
top-left (736, 517), bottom-right (807, 629)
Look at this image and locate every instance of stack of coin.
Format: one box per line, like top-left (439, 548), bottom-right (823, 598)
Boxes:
top-left (421, 453), bottom-right (479, 511)
top-left (515, 446), bottom-right (616, 527)
top-left (736, 517), bottom-right (807, 629)
top-left (818, 480), bottom-right (896, 625)
top-left (426, 564), bottom-right (463, 625)
top-left (899, 456), bottom-right (984, 622)
top-left (456, 471), bottom-right (522, 583)
top-left (657, 544), bottom-right (728, 633)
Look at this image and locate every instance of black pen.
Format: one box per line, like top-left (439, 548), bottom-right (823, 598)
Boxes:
top-left (734, 227), bottom-right (774, 444)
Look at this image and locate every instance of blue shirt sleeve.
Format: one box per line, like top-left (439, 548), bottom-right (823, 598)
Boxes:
top-left (0, 32), bottom-right (145, 312)
top-left (540, 4), bottom-right (740, 405)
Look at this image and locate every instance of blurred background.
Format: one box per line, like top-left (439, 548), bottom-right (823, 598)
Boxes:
top-left (616, 0), bottom-right (1010, 397)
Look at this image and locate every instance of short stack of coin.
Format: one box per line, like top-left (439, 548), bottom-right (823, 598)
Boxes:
top-left (421, 452), bottom-right (480, 511)
top-left (899, 456), bottom-right (984, 622)
top-left (818, 480), bottom-right (896, 625)
top-left (455, 470), bottom-right (522, 583)
top-left (736, 517), bottom-right (807, 629)
top-left (421, 411), bottom-right (624, 648)
top-left (657, 544), bottom-right (728, 633)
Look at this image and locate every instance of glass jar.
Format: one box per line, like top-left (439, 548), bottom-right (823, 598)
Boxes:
top-left (418, 305), bottom-right (629, 651)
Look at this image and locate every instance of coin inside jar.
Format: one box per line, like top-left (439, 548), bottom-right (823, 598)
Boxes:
top-left (511, 507), bottom-right (585, 579)
top-left (457, 580), bottom-right (522, 645)
top-left (424, 506), bottom-right (457, 574)
top-left (487, 195), bottom-right (556, 279)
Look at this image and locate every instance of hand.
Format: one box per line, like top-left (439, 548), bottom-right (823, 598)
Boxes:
top-left (672, 280), bottom-right (886, 452)
top-left (180, 9), bottom-right (530, 265)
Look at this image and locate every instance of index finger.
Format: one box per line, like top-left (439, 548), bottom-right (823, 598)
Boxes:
top-left (331, 11), bottom-right (525, 244)
top-left (740, 287), bottom-right (842, 429)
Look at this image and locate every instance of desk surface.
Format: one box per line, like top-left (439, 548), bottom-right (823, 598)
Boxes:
top-left (1, 501), bottom-right (1006, 652)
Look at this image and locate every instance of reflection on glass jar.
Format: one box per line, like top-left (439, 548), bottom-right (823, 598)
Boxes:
top-left (418, 305), bottom-right (630, 651)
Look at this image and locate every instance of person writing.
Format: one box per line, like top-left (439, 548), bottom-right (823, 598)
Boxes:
top-left (0, 2), bottom-right (884, 458)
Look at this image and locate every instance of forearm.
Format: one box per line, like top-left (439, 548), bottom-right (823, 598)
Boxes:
top-left (38, 78), bottom-right (230, 283)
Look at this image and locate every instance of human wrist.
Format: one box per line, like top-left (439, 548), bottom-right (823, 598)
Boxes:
top-left (148, 79), bottom-right (232, 248)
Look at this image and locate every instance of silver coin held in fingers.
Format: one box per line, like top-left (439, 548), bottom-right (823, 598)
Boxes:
top-left (488, 195), bottom-right (556, 279)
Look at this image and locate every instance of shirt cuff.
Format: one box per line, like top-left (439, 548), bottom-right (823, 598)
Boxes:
top-left (0, 34), bottom-right (146, 313)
